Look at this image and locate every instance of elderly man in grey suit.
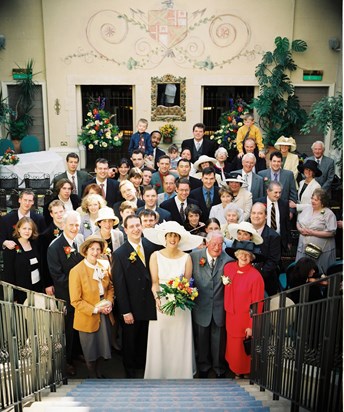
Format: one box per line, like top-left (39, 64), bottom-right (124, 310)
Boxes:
top-left (305, 140), bottom-right (335, 192)
top-left (191, 231), bottom-right (232, 378)
top-left (233, 153), bottom-right (264, 203)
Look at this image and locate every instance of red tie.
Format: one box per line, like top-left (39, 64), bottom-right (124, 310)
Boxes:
top-left (100, 183), bottom-right (105, 199)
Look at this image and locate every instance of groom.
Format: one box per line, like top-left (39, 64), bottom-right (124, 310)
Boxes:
top-left (112, 215), bottom-right (157, 378)
top-left (191, 231), bottom-right (232, 378)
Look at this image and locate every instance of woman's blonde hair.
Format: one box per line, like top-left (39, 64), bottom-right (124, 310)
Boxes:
top-left (81, 193), bottom-right (106, 213)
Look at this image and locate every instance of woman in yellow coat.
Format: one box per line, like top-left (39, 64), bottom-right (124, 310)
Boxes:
top-left (69, 236), bottom-right (114, 378)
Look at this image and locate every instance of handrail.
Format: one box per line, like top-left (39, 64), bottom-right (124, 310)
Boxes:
top-left (0, 281), bottom-right (67, 412)
top-left (250, 273), bottom-right (343, 412)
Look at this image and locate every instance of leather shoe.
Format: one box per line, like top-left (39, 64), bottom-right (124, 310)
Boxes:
top-left (66, 363), bottom-right (76, 376)
top-left (198, 370), bottom-right (209, 378)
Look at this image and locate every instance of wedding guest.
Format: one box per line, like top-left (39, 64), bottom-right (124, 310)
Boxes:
top-left (176, 158), bottom-right (202, 191)
top-left (128, 167), bottom-right (144, 200)
top-left (112, 215), bottom-right (158, 378)
top-left (223, 240), bottom-right (264, 378)
top-left (79, 194), bottom-right (106, 238)
top-left (142, 167), bottom-right (153, 187)
top-left (221, 204), bottom-right (244, 242)
top-left (184, 204), bottom-right (205, 235)
top-left (274, 136), bottom-right (299, 182)
top-left (94, 207), bottom-right (124, 256)
top-left (193, 155), bottom-right (221, 185)
top-left (115, 158), bottom-right (131, 182)
top-left (296, 188), bottom-right (337, 273)
top-left (81, 183), bottom-right (102, 199)
top-left (225, 172), bottom-right (252, 221)
top-left (69, 236), bottom-right (114, 378)
top-left (181, 123), bottom-right (216, 163)
top-left (139, 209), bottom-right (159, 229)
top-left (305, 141), bottom-right (335, 192)
top-left (43, 178), bottom-right (80, 225)
top-left (214, 147), bottom-right (232, 180)
top-left (113, 180), bottom-right (145, 219)
top-left (3, 217), bottom-right (43, 303)
top-left (231, 138), bottom-right (266, 172)
top-left (180, 147), bottom-right (195, 174)
top-left (0, 190), bottom-right (46, 250)
top-left (143, 221), bottom-right (203, 378)
top-left (157, 174), bottom-right (176, 206)
top-left (137, 185), bottom-right (171, 223)
top-left (150, 130), bottom-right (165, 170)
top-left (191, 231), bottom-right (231, 378)
top-left (150, 155), bottom-right (173, 194)
top-left (209, 186), bottom-right (234, 225)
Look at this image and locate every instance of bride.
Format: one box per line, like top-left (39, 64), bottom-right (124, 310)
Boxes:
top-left (143, 221), bottom-right (203, 379)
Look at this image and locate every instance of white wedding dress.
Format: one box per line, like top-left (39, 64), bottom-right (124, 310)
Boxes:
top-left (144, 252), bottom-right (195, 379)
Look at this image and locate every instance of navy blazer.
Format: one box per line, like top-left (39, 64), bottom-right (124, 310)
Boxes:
top-left (111, 238), bottom-right (158, 321)
top-left (160, 197), bottom-right (199, 225)
top-left (43, 194), bottom-right (80, 226)
top-left (0, 210), bottom-right (46, 246)
top-left (81, 178), bottom-right (120, 206)
top-left (181, 138), bottom-right (217, 163)
top-left (189, 186), bottom-right (221, 222)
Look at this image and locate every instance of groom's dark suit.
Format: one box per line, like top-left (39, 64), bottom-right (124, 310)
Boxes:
top-left (191, 248), bottom-right (232, 376)
top-left (112, 238), bottom-right (157, 376)
top-left (47, 233), bottom-right (83, 364)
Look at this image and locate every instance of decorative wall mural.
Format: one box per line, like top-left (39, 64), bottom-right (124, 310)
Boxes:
top-left (64, 1), bottom-right (262, 70)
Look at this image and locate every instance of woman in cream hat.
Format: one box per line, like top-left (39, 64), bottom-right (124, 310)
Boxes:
top-left (143, 221), bottom-right (203, 379)
top-left (193, 155), bottom-right (222, 185)
top-left (274, 136), bottom-right (299, 183)
top-left (225, 172), bottom-right (252, 221)
top-left (69, 235), bottom-right (114, 378)
top-left (227, 221), bottom-right (263, 245)
top-left (94, 206), bottom-right (124, 257)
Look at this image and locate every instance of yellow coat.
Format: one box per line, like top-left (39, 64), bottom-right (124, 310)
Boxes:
top-left (69, 260), bottom-right (115, 333)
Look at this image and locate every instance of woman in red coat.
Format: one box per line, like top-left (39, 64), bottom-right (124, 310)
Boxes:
top-left (223, 240), bottom-right (264, 378)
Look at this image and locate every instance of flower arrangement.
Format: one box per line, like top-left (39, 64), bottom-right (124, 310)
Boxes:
top-left (158, 275), bottom-right (198, 316)
top-left (210, 98), bottom-right (250, 152)
top-left (78, 97), bottom-right (123, 151)
top-left (199, 257), bottom-right (206, 267)
top-left (221, 276), bottom-right (232, 286)
top-left (0, 148), bottom-right (19, 165)
top-left (128, 251), bottom-right (137, 263)
top-left (160, 123), bottom-right (177, 144)
top-left (63, 246), bottom-right (75, 259)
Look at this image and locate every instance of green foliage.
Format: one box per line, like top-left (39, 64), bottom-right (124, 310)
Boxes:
top-left (252, 36), bottom-right (308, 146)
top-left (301, 94), bottom-right (342, 171)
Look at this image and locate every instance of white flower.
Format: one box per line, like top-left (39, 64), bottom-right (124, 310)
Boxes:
top-left (114, 136), bottom-right (119, 141)
top-left (88, 144), bottom-right (94, 149)
top-left (95, 120), bottom-right (100, 125)
top-left (238, 122), bottom-right (243, 127)
top-left (166, 293), bottom-right (176, 302)
top-left (105, 132), bottom-right (111, 138)
top-left (87, 112), bottom-right (92, 117)
top-left (102, 142), bottom-right (108, 147)
top-left (94, 140), bottom-right (98, 145)
top-left (217, 139), bottom-right (222, 144)
top-left (221, 276), bottom-right (231, 286)
top-left (90, 129), bottom-right (96, 134)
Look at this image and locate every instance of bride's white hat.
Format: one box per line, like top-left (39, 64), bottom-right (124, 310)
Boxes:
top-left (143, 221), bottom-right (203, 251)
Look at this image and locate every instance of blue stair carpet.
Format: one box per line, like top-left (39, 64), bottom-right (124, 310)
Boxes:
top-left (66, 379), bottom-right (269, 411)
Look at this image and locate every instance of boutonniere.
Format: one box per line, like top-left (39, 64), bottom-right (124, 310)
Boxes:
top-left (155, 183), bottom-right (161, 189)
top-left (83, 221), bottom-right (91, 230)
top-left (320, 209), bottom-right (325, 215)
top-left (15, 245), bottom-right (22, 254)
top-left (263, 177), bottom-right (270, 185)
top-left (221, 276), bottom-right (232, 286)
top-left (105, 247), bottom-right (112, 256)
top-left (64, 246), bottom-right (76, 259)
top-left (53, 228), bottom-right (60, 237)
top-left (129, 251), bottom-right (137, 263)
top-left (199, 257), bottom-right (206, 267)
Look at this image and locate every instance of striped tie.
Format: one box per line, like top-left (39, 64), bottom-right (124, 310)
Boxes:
top-left (271, 202), bottom-right (277, 230)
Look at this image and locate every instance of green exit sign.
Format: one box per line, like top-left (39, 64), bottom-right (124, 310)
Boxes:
top-left (303, 70), bottom-right (323, 81)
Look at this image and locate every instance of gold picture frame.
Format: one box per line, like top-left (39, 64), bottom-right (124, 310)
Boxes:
top-left (151, 74), bottom-right (186, 121)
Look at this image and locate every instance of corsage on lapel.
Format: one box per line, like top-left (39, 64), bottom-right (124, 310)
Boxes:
top-left (15, 245), bottom-right (22, 254)
top-left (129, 251), bottom-right (137, 263)
top-left (221, 276), bottom-right (232, 286)
top-left (64, 246), bottom-right (76, 259)
top-left (199, 257), bottom-right (206, 267)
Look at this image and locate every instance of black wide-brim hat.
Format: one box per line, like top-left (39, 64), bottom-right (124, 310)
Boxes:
top-left (225, 240), bottom-right (265, 263)
top-left (297, 159), bottom-right (322, 177)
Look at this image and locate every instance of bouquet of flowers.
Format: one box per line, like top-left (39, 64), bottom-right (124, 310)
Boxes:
top-left (78, 97), bottom-right (123, 151)
top-left (210, 98), bottom-right (250, 152)
top-left (160, 123), bottom-right (177, 144)
top-left (158, 275), bottom-right (198, 316)
top-left (0, 148), bottom-right (19, 165)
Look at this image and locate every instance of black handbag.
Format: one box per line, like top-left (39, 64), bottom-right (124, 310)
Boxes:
top-left (243, 336), bottom-right (252, 356)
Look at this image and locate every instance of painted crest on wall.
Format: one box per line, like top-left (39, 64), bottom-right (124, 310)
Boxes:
top-left (148, 9), bottom-right (187, 49)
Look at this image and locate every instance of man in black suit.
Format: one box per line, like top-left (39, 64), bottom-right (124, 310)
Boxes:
top-left (81, 158), bottom-right (120, 207)
top-left (231, 138), bottom-right (267, 172)
top-left (39, 199), bottom-right (65, 296)
top-left (160, 178), bottom-right (199, 225)
top-left (250, 202), bottom-right (281, 296)
top-left (181, 123), bottom-right (217, 163)
top-left (130, 149), bottom-right (146, 170)
top-left (189, 167), bottom-right (221, 222)
top-left (112, 215), bottom-right (157, 378)
top-left (0, 189), bottom-right (46, 250)
top-left (136, 185), bottom-right (171, 223)
top-left (176, 158), bottom-right (202, 191)
top-left (52, 152), bottom-right (92, 198)
top-left (256, 181), bottom-right (291, 253)
top-left (150, 130), bottom-right (166, 170)
top-left (47, 211), bottom-right (84, 375)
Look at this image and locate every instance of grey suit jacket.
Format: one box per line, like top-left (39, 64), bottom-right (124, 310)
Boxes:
top-left (258, 168), bottom-right (297, 202)
top-left (233, 169), bottom-right (265, 202)
top-left (305, 155), bottom-right (335, 192)
top-left (190, 249), bottom-right (231, 328)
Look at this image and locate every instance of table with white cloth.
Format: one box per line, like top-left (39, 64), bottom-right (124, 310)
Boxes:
top-left (0, 151), bottom-right (65, 188)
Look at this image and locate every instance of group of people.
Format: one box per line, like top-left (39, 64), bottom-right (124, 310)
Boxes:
top-left (0, 117), bottom-right (340, 380)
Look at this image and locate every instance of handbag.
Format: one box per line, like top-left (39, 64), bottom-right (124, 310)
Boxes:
top-left (243, 336), bottom-right (252, 356)
top-left (304, 243), bottom-right (322, 259)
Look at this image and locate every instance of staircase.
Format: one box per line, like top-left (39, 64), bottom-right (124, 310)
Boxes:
top-left (23, 379), bottom-right (294, 412)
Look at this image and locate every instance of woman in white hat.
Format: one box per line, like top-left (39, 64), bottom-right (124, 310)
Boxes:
top-left (274, 136), bottom-right (299, 183)
top-left (94, 207), bottom-right (124, 257)
top-left (228, 221), bottom-right (263, 245)
top-left (69, 236), bottom-right (114, 378)
top-left (193, 155), bottom-right (222, 185)
top-left (143, 221), bottom-right (203, 379)
top-left (225, 172), bottom-right (252, 221)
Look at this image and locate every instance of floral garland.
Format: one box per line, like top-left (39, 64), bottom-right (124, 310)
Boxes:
top-left (78, 97), bottom-right (123, 151)
top-left (210, 98), bottom-right (250, 152)
top-left (0, 148), bottom-right (19, 165)
top-left (159, 123), bottom-right (177, 144)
